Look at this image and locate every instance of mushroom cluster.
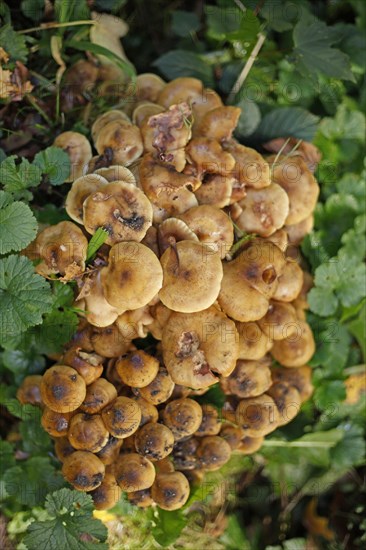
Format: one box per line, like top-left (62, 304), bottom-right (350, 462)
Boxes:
top-left (22, 74), bottom-right (319, 511)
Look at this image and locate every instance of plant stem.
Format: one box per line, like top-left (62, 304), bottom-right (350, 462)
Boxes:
top-left (228, 32), bottom-right (266, 103)
top-left (262, 440), bottom-right (337, 448)
top-left (18, 20), bottom-right (95, 34)
top-left (25, 95), bottom-right (52, 126)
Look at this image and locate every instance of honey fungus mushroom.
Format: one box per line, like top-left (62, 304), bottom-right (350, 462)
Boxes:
top-left (68, 413), bottom-right (109, 452)
top-left (223, 140), bottom-right (271, 189)
top-left (93, 165), bottom-right (136, 184)
top-left (151, 471), bottom-right (190, 510)
top-left (94, 120), bottom-right (143, 166)
top-left (79, 378), bottom-right (117, 414)
top-left (271, 365), bottom-right (314, 403)
top-left (159, 241), bottom-right (223, 313)
top-left (195, 106), bottom-right (241, 141)
top-left (101, 396), bottom-right (141, 438)
top-left (186, 137), bottom-right (236, 178)
top-left (91, 324), bottom-right (132, 358)
top-left (257, 301), bottom-right (298, 341)
top-left (78, 272), bottom-right (125, 329)
top-left (65, 174), bottom-right (108, 224)
top-left (162, 306), bottom-right (239, 389)
top-left (100, 242), bottom-right (163, 311)
top-left (135, 73), bottom-right (166, 102)
top-left (236, 322), bottom-right (272, 360)
top-left (134, 422), bottom-right (175, 461)
top-left (62, 347), bottom-right (104, 384)
top-left (196, 436), bottom-right (231, 471)
top-left (137, 367), bottom-right (175, 405)
top-left (272, 260), bottom-right (304, 302)
top-left (270, 155), bottom-right (320, 225)
top-left (221, 359), bottom-right (272, 399)
top-left (157, 217), bottom-right (199, 255)
top-left (53, 131), bottom-right (92, 182)
top-left (157, 77), bottom-right (203, 108)
top-left (235, 394), bottom-right (279, 437)
top-left (267, 382), bottom-right (302, 426)
top-left (91, 109), bottom-right (131, 143)
top-left (271, 320), bottom-right (315, 367)
top-left (16, 375), bottom-right (43, 406)
top-left (194, 173), bottom-right (234, 208)
top-left (62, 450), bottom-right (105, 491)
top-left (116, 350), bottom-right (159, 388)
top-left (41, 365), bottom-right (86, 413)
top-left (32, 221), bottom-right (88, 280)
top-left (196, 404), bottom-right (221, 437)
top-left (115, 453), bottom-right (155, 492)
top-left (90, 471), bottom-right (122, 510)
top-left (82, 181), bottom-right (153, 245)
top-left (162, 398), bottom-right (203, 440)
top-left (41, 408), bottom-right (73, 438)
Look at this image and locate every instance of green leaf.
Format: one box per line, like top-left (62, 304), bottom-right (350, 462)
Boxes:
top-left (21, 0), bottom-right (45, 22)
top-left (347, 304), bottom-right (366, 361)
top-left (0, 156), bottom-right (42, 200)
top-left (219, 514), bottom-right (250, 549)
top-left (293, 18), bottom-right (355, 82)
top-left (66, 40), bottom-right (135, 80)
top-left (33, 146), bottom-right (70, 186)
top-left (0, 255), bottom-right (53, 344)
top-left (0, 440), bottom-right (15, 474)
top-left (307, 287), bottom-right (338, 317)
top-left (336, 263), bottom-right (366, 307)
top-left (86, 228), bottom-right (108, 261)
top-left (1, 348), bottom-right (45, 384)
top-left (23, 489), bottom-right (108, 550)
top-left (253, 107), bottom-right (319, 141)
top-left (0, 199), bottom-right (38, 254)
top-left (225, 9), bottom-right (260, 45)
top-left (4, 457), bottom-right (64, 506)
top-left (204, 5), bottom-right (240, 40)
top-left (314, 380), bottom-right (346, 411)
top-left (35, 204), bottom-right (69, 225)
top-left (153, 50), bottom-right (213, 87)
top-left (320, 104), bottom-right (366, 141)
top-left (331, 424), bottom-right (365, 468)
top-left (151, 508), bottom-right (186, 547)
top-left (35, 309), bottom-right (78, 355)
top-left (309, 319), bottom-right (351, 375)
top-left (171, 10), bottom-right (200, 38)
top-left (0, 24), bottom-right (28, 63)
top-left (234, 98), bottom-right (261, 138)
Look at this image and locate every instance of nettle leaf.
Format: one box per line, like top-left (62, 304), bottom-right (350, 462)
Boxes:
top-left (0, 24), bottom-right (28, 63)
top-left (24, 489), bottom-right (108, 550)
top-left (4, 457), bottom-right (64, 507)
top-left (0, 255), bottom-right (53, 345)
top-left (293, 18), bottom-right (355, 82)
top-left (252, 107), bottom-right (319, 141)
top-left (0, 156), bottom-right (42, 200)
top-left (33, 146), bottom-right (71, 186)
top-left (171, 10), bottom-right (200, 38)
top-left (153, 50), bottom-right (213, 87)
top-left (151, 508), bottom-right (186, 547)
top-left (0, 199), bottom-right (38, 254)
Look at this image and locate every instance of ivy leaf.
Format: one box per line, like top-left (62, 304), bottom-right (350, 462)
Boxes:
top-left (0, 156), bottom-right (42, 200)
top-left (23, 489), bottom-right (108, 550)
top-left (4, 457), bottom-right (64, 506)
top-left (33, 146), bottom-right (71, 186)
top-left (151, 508), bottom-right (186, 547)
top-left (153, 50), bottom-right (213, 87)
top-left (0, 199), bottom-right (38, 254)
top-left (171, 11), bottom-right (200, 38)
top-left (293, 18), bottom-right (355, 82)
top-left (252, 107), bottom-right (319, 141)
top-left (0, 255), bottom-right (53, 345)
top-left (0, 24), bottom-right (28, 63)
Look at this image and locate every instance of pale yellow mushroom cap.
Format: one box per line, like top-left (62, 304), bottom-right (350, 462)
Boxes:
top-left (271, 320), bottom-right (315, 367)
top-left (95, 120), bottom-right (144, 166)
top-left (101, 242), bottom-right (163, 311)
top-left (159, 240), bottom-right (223, 313)
top-left (91, 109), bottom-right (131, 143)
top-left (223, 139), bottom-right (271, 189)
top-left (53, 131), bottom-right (92, 182)
top-left (93, 165), bottom-right (136, 185)
top-left (65, 174), bottom-right (109, 224)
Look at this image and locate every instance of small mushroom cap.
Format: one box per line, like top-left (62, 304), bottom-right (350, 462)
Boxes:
top-left (138, 367), bottom-right (175, 405)
top-left (195, 106), bottom-right (241, 141)
top-left (93, 165), bottom-right (136, 185)
top-left (271, 320), bottom-right (315, 367)
top-left (162, 398), bottom-right (203, 440)
top-left (83, 180), bottom-right (153, 245)
top-left (237, 436), bottom-right (264, 454)
top-left (142, 102), bottom-right (192, 154)
top-left (80, 271), bottom-right (125, 328)
top-left (115, 453), bottom-right (156, 492)
top-left (101, 396), bottom-right (142, 439)
top-left (134, 422), bottom-right (175, 461)
top-left (132, 102), bottom-right (165, 127)
top-left (91, 109), bottom-right (131, 143)
top-left (34, 221), bottom-right (88, 279)
top-left (135, 73), bottom-right (166, 102)
top-left (265, 228), bottom-right (288, 252)
top-left (196, 435), bottom-right (232, 471)
top-left (66, 174), bottom-right (109, 224)
top-left (127, 489), bottom-right (154, 508)
top-left (68, 412), bottom-right (109, 452)
top-left (151, 471), bottom-right (190, 510)
top-left (148, 301), bottom-right (172, 340)
top-left (191, 88), bottom-right (223, 130)
top-left (221, 359), bottom-right (272, 398)
top-left (219, 424), bottom-right (245, 451)
top-left (267, 381), bottom-right (302, 426)
top-left (80, 378), bottom-right (118, 414)
top-left (159, 241), bottom-right (223, 313)
top-left (62, 450), bottom-right (105, 491)
top-left (235, 184), bottom-right (290, 237)
top-left (95, 120), bottom-right (143, 166)
top-left (223, 140), bottom-right (271, 189)
top-left (91, 323), bottom-right (132, 358)
top-left (54, 437), bottom-right (76, 462)
top-left (133, 396), bottom-right (159, 426)
top-left (61, 347), bottom-right (104, 385)
top-left (41, 365), bottom-right (86, 413)
top-left (195, 173), bottom-right (234, 208)
top-left (285, 214), bottom-right (314, 245)
top-left (196, 404), bottom-right (221, 437)
top-left (236, 321), bottom-right (272, 360)
top-left (115, 305), bottom-right (154, 340)
top-left (90, 471), bottom-right (122, 510)
top-left (101, 242), bottom-right (163, 311)
top-left (139, 152), bottom-right (198, 199)
top-left (116, 350), bottom-right (159, 388)
top-left (16, 375), bottom-right (43, 406)
top-left (157, 77), bottom-right (203, 108)
top-left (179, 205), bottom-right (234, 259)
top-left (162, 306), bottom-right (239, 389)
top-left (270, 365), bottom-right (314, 403)
top-left (272, 260), bottom-right (304, 302)
top-left (53, 131), bottom-right (92, 182)
top-left (41, 407), bottom-right (73, 438)
top-left (235, 394), bottom-right (280, 437)
top-left (257, 301), bottom-right (298, 341)
top-left (157, 217), bottom-right (199, 255)
top-left (186, 137), bottom-right (236, 177)
top-left (270, 155), bottom-right (319, 224)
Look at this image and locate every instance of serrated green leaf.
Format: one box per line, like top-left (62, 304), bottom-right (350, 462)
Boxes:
top-left (0, 24), bottom-right (28, 63)
top-left (314, 380), bottom-right (346, 411)
top-left (336, 263), bottom-right (366, 307)
top-left (0, 255), bottom-right (53, 344)
top-left (309, 319), bottom-right (351, 375)
top-left (331, 424), bottom-right (365, 468)
top-left (153, 50), bottom-right (213, 87)
top-left (0, 156), bottom-right (42, 200)
top-left (253, 107), bottom-right (319, 141)
top-left (293, 18), bottom-right (355, 82)
top-left (24, 489), bottom-right (108, 550)
top-left (171, 10), bottom-right (200, 38)
top-left (308, 287), bottom-right (338, 317)
top-left (0, 201), bottom-right (38, 254)
top-left (33, 146), bottom-right (71, 186)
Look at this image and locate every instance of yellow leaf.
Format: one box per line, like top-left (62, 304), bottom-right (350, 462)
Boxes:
top-left (344, 370), bottom-right (366, 404)
top-left (304, 498), bottom-right (334, 541)
top-left (93, 510), bottom-right (117, 523)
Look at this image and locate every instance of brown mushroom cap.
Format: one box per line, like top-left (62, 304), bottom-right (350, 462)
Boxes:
top-left (191, 88), bottom-right (223, 130)
top-left (272, 260), bottom-right (304, 302)
top-left (285, 214), bottom-right (314, 245)
top-left (162, 306), bottom-right (239, 389)
top-left (93, 165), bottom-right (136, 185)
top-left (148, 302), bottom-right (172, 340)
top-left (236, 322), bottom-right (273, 359)
top-left (271, 321), bottom-right (315, 367)
top-left (133, 395), bottom-right (159, 426)
top-left (135, 73), bottom-right (166, 102)
top-left (142, 102), bottom-right (192, 155)
top-left (53, 131), bottom-right (92, 182)
top-left (195, 106), bottom-right (241, 141)
top-left (91, 109), bottom-right (131, 143)
top-left (237, 436), bottom-right (264, 454)
top-left (194, 173), bottom-right (234, 208)
top-left (41, 365), bottom-right (86, 413)
top-left (134, 422), bottom-right (175, 461)
top-left (196, 435), bottom-right (232, 471)
top-left (223, 140), bottom-right (271, 189)
top-left (16, 375), bottom-right (43, 406)
top-left (115, 453), bottom-right (156, 492)
top-left (132, 102), bottom-right (165, 127)
top-left (267, 381), bottom-right (302, 426)
top-left (270, 365), bottom-right (314, 402)
top-left (219, 424), bottom-right (245, 450)
top-left (101, 396), bottom-right (142, 439)
top-left (235, 184), bottom-right (290, 237)
top-left (196, 404), bottom-right (221, 437)
top-left (41, 407), bottom-right (73, 438)
top-left (115, 305), bottom-right (154, 340)
top-left (159, 241), bottom-right (223, 313)
top-left (157, 77), bottom-right (203, 108)
top-left (265, 228), bottom-right (288, 252)
top-left (258, 301), bottom-right (298, 341)
top-left (179, 205), bottom-right (234, 259)
top-left (270, 155), bottom-right (319, 224)
top-left (235, 394), bottom-right (280, 437)
top-left (138, 367), bottom-right (175, 405)
top-left (79, 378), bottom-right (117, 414)
top-left (65, 174), bottom-right (109, 224)
top-left (151, 471), bottom-right (190, 510)
top-left (162, 398), bottom-right (203, 440)
top-left (186, 137), bottom-right (236, 177)
top-left (83, 180), bottom-right (153, 245)
top-left (62, 347), bottom-right (104, 385)
top-left (127, 489), bottom-right (154, 508)
top-left (62, 450), bottom-right (105, 491)
top-left (90, 471), bottom-right (122, 510)
top-left (101, 242), bottom-right (163, 311)
top-left (34, 221), bottom-right (88, 279)
top-left (68, 412), bottom-right (109, 452)
top-left (91, 323), bottom-right (131, 358)
top-left (157, 217), bottom-right (199, 255)
top-left (95, 120), bottom-right (143, 166)
top-left (116, 350), bottom-right (159, 388)
top-left (221, 359), bottom-right (272, 398)
top-left (80, 271), bottom-right (125, 328)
